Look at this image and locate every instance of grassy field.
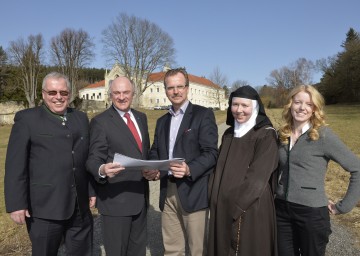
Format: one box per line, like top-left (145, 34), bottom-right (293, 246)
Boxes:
top-left (0, 108), bottom-right (227, 254)
top-left (0, 105), bottom-right (359, 254)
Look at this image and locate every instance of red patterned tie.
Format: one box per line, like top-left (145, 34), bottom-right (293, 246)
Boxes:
top-left (124, 112), bottom-right (142, 152)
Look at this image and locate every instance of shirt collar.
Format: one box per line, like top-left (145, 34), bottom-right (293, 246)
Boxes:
top-left (112, 104), bottom-right (133, 117)
top-left (301, 122), bottom-right (311, 134)
top-left (169, 100), bottom-right (189, 117)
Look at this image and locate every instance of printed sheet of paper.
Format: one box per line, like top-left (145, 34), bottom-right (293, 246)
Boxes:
top-left (113, 153), bottom-right (184, 171)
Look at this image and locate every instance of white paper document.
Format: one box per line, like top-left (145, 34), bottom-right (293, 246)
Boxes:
top-left (113, 153), bottom-right (185, 171)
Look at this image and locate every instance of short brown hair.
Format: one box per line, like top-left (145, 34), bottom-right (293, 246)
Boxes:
top-left (164, 68), bottom-right (189, 88)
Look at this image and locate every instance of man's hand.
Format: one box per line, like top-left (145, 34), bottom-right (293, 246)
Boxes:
top-left (100, 162), bottom-right (125, 178)
top-left (328, 200), bottom-right (340, 215)
top-left (10, 209), bottom-right (30, 225)
top-left (143, 170), bottom-right (160, 181)
top-left (170, 161), bottom-right (190, 178)
top-left (89, 196), bottom-right (96, 208)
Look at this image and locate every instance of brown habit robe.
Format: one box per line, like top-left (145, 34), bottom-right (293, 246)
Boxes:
top-left (208, 126), bottom-right (278, 256)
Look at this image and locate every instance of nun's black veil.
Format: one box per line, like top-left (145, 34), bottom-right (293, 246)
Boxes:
top-left (226, 85), bottom-right (273, 129)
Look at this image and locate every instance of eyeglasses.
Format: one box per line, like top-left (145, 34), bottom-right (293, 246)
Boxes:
top-left (42, 89), bottom-right (70, 97)
top-left (165, 85), bottom-right (187, 91)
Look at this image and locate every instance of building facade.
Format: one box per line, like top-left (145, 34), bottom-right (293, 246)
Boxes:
top-left (79, 63), bottom-right (228, 110)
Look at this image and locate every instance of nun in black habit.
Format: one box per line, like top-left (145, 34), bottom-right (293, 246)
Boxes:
top-left (208, 85), bottom-right (278, 256)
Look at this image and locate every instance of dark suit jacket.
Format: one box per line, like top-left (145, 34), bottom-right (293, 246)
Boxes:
top-left (5, 106), bottom-right (92, 220)
top-left (86, 106), bottom-right (150, 216)
top-left (150, 102), bottom-right (218, 213)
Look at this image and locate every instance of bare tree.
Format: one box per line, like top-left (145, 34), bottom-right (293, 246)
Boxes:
top-left (267, 67), bottom-right (293, 89)
top-left (209, 67), bottom-right (228, 108)
top-left (231, 79), bottom-right (248, 91)
top-left (266, 58), bottom-right (315, 106)
top-left (292, 58), bottom-right (315, 85)
top-left (316, 56), bottom-right (337, 77)
top-left (50, 28), bottom-right (95, 101)
top-left (8, 34), bottom-right (44, 107)
top-left (102, 13), bottom-right (176, 106)
top-left (267, 58), bottom-right (315, 90)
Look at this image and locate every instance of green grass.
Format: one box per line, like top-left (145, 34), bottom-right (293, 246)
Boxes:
top-left (1, 105), bottom-right (359, 253)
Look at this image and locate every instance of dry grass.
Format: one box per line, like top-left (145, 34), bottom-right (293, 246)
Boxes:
top-left (321, 105), bottom-right (360, 248)
top-left (0, 125), bottom-right (32, 255)
top-left (1, 105), bottom-right (359, 253)
top-left (267, 105), bottom-right (360, 249)
top-left (0, 108), bottom-right (227, 254)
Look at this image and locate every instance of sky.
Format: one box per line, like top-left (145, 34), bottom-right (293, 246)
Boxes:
top-left (1, 0), bottom-right (360, 87)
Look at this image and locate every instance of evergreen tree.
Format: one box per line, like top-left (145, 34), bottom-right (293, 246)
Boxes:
top-left (319, 28), bottom-right (360, 103)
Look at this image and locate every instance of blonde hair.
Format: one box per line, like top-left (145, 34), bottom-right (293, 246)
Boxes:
top-left (279, 85), bottom-right (327, 144)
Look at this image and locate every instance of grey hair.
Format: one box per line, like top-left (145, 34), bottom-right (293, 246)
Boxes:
top-left (42, 72), bottom-right (71, 92)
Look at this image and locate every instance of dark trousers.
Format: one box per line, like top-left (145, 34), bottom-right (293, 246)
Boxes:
top-left (275, 199), bottom-right (332, 256)
top-left (26, 207), bottom-right (93, 256)
top-left (102, 203), bottom-right (147, 256)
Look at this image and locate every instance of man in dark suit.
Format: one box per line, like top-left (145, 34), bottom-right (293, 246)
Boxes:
top-left (86, 76), bottom-right (150, 255)
top-left (143, 68), bottom-right (218, 255)
top-left (4, 72), bottom-right (95, 255)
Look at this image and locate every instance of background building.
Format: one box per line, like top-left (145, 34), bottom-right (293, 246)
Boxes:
top-left (79, 63), bottom-right (228, 110)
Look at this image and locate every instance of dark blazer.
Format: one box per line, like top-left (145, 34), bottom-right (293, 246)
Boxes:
top-left (4, 106), bottom-right (92, 220)
top-left (150, 102), bottom-right (218, 213)
top-left (86, 106), bottom-right (150, 216)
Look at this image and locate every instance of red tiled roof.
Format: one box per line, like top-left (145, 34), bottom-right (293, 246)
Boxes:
top-left (82, 72), bottom-right (222, 90)
top-left (148, 72), bottom-right (221, 89)
top-left (82, 80), bottom-right (105, 89)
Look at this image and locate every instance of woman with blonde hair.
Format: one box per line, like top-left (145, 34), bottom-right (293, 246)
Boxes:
top-left (275, 85), bottom-right (360, 256)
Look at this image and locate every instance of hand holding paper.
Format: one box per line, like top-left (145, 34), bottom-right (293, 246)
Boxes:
top-left (143, 169), bottom-right (160, 181)
top-left (170, 161), bottom-right (191, 178)
top-left (100, 162), bottom-right (125, 178)
top-left (113, 153), bottom-right (185, 171)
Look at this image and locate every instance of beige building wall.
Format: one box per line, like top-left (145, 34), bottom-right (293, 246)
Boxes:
top-left (141, 81), bottom-right (228, 110)
top-left (79, 87), bottom-right (105, 101)
top-left (80, 64), bottom-right (228, 110)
